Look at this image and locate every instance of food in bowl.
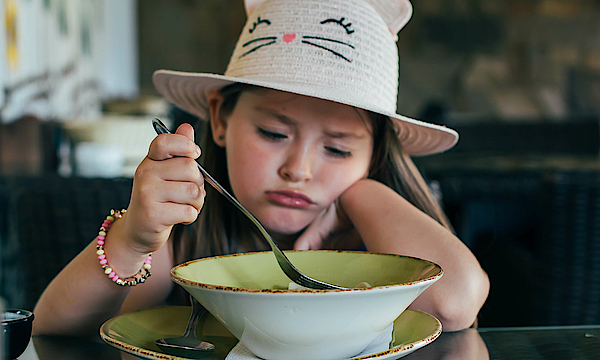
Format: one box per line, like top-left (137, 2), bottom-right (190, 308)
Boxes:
top-left (171, 250), bottom-right (443, 360)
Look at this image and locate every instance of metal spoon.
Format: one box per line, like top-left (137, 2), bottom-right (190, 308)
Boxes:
top-left (155, 295), bottom-right (215, 358)
top-left (152, 118), bottom-right (346, 290)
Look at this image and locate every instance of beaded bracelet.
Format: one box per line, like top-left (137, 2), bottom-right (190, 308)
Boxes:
top-left (96, 209), bottom-right (152, 286)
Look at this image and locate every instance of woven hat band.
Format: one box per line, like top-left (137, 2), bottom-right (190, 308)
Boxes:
top-left (225, 0), bottom-right (399, 114)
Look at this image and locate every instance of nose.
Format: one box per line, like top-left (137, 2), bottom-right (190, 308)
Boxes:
top-left (278, 146), bottom-right (313, 182)
top-left (283, 33), bottom-right (296, 43)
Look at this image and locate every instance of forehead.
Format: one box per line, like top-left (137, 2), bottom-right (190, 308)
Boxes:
top-left (237, 89), bottom-right (372, 131)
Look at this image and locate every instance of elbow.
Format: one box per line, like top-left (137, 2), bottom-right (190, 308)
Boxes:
top-left (433, 268), bottom-right (490, 331)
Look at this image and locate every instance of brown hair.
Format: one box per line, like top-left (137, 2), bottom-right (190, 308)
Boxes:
top-left (171, 84), bottom-right (452, 265)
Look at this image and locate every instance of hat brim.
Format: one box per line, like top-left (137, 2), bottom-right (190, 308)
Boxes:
top-left (153, 69), bottom-right (458, 156)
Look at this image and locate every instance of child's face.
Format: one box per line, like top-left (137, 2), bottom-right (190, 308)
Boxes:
top-left (212, 89), bottom-right (373, 235)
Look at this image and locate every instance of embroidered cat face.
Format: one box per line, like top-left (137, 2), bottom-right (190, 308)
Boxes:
top-left (240, 14), bottom-right (356, 62)
top-left (224, 0), bottom-right (411, 116)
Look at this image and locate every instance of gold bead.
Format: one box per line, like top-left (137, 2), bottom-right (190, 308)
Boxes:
top-left (107, 215), bottom-right (114, 222)
top-left (98, 231), bottom-right (106, 237)
top-left (116, 279), bottom-right (124, 285)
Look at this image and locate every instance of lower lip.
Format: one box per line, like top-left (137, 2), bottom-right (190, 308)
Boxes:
top-left (266, 192), bottom-right (312, 209)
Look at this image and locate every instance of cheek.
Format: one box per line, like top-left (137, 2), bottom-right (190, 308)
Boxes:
top-left (226, 136), bottom-right (272, 199)
top-left (317, 158), bottom-right (371, 201)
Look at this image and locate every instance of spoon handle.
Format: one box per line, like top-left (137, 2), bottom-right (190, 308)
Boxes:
top-left (183, 295), bottom-right (204, 338)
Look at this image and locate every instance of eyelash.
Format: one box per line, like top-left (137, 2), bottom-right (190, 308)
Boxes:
top-left (258, 128), bottom-right (352, 158)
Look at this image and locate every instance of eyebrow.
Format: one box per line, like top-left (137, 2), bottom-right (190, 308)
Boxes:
top-left (255, 106), bottom-right (367, 139)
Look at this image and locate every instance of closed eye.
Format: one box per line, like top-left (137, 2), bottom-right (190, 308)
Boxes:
top-left (325, 147), bottom-right (352, 158)
top-left (320, 17), bottom-right (354, 35)
top-left (258, 128), bottom-right (287, 140)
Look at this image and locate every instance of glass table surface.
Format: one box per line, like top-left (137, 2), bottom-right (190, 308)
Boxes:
top-left (16, 324), bottom-right (600, 360)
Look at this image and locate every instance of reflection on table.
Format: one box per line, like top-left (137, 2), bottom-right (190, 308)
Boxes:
top-left (18, 325), bottom-right (600, 360)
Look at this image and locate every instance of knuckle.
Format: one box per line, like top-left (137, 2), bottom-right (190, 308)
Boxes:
top-left (184, 158), bottom-right (200, 177)
top-left (153, 134), bottom-right (169, 149)
top-left (134, 163), bottom-right (150, 179)
top-left (187, 183), bottom-right (200, 198)
top-left (184, 205), bottom-right (198, 220)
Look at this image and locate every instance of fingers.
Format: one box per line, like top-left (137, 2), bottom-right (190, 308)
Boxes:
top-left (175, 123), bottom-right (195, 141)
top-left (155, 180), bottom-right (206, 212)
top-left (148, 123), bottom-right (200, 161)
top-left (135, 156), bottom-right (205, 210)
top-left (293, 228), bottom-right (323, 250)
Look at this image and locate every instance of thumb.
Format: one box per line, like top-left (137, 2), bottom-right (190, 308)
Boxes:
top-left (175, 123), bottom-right (196, 142)
top-left (293, 228), bottom-right (322, 250)
top-left (293, 235), bottom-right (311, 250)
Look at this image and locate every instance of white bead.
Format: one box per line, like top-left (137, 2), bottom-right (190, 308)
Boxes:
top-left (143, 263), bottom-right (152, 270)
top-left (96, 249), bottom-right (105, 255)
top-left (104, 267), bottom-right (112, 275)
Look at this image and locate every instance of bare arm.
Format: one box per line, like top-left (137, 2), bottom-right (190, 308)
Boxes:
top-left (33, 124), bottom-right (205, 336)
top-left (339, 179), bottom-right (489, 331)
top-left (32, 220), bottom-right (174, 336)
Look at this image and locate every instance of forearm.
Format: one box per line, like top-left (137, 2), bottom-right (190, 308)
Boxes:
top-left (340, 179), bottom-right (489, 331)
top-left (32, 218), bottom-right (153, 337)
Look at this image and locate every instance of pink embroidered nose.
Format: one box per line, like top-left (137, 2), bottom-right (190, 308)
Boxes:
top-left (283, 33), bottom-right (296, 43)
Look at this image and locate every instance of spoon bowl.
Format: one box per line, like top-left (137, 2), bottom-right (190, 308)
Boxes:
top-left (155, 296), bottom-right (215, 358)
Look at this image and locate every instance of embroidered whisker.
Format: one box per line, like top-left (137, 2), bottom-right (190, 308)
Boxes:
top-left (243, 36), bottom-right (277, 47)
top-left (302, 36), bottom-right (354, 49)
top-left (302, 40), bottom-right (352, 62)
top-left (240, 40), bottom-right (276, 58)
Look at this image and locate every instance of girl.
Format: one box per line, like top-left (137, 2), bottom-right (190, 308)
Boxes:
top-left (33, 0), bottom-right (489, 336)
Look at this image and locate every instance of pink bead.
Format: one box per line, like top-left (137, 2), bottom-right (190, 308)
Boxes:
top-left (100, 259), bottom-right (108, 265)
top-left (98, 254), bottom-right (106, 260)
top-left (146, 256), bottom-right (152, 261)
top-left (97, 240), bottom-right (104, 246)
top-left (97, 236), bottom-right (105, 241)
top-left (109, 272), bottom-right (116, 278)
top-left (112, 276), bottom-right (118, 282)
top-left (103, 222), bottom-right (111, 227)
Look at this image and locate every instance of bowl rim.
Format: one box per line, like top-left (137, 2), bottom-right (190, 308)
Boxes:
top-left (170, 250), bottom-right (443, 293)
top-left (1, 309), bottom-right (34, 325)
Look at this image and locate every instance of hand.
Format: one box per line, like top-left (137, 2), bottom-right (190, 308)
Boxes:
top-left (293, 198), bottom-right (351, 250)
top-left (123, 123), bottom-right (205, 254)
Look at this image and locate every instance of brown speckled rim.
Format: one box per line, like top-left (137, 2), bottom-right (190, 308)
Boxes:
top-left (100, 321), bottom-right (185, 360)
top-left (350, 309), bottom-right (442, 360)
top-left (170, 250), bottom-right (443, 293)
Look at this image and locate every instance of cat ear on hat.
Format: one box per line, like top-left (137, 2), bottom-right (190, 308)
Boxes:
top-left (362, 0), bottom-right (413, 40)
top-left (244, 0), bottom-right (267, 15)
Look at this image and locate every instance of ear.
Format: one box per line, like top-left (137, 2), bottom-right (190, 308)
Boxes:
top-left (244, 0), bottom-right (268, 16)
top-left (364, 0), bottom-right (413, 40)
top-left (207, 90), bottom-right (227, 147)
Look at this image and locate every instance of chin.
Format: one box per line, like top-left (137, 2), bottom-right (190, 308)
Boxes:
top-left (260, 214), bottom-right (312, 235)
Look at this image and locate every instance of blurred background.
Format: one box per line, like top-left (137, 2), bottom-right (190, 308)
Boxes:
top-left (1, 0), bottom-right (600, 328)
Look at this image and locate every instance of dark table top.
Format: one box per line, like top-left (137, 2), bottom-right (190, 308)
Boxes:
top-left (17, 325), bottom-right (600, 360)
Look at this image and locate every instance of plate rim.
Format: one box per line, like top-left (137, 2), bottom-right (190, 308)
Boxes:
top-left (100, 306), bottom-right (442, 360)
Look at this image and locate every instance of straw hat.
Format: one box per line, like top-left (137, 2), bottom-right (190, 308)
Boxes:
top-left (153, 0), bottom-right (458, 156)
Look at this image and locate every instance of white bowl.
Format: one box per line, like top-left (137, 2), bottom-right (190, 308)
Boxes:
top-left (171, 250), bottom-right (443, 360)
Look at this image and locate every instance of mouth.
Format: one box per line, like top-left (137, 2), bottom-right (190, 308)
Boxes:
top-left (265, 190), bottom-right (315, 209)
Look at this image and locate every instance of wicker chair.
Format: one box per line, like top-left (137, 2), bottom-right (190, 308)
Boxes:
top-left (0, 176), bottom-right (132, 310)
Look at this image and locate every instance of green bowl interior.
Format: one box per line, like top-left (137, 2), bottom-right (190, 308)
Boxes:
top-left (173, 251), bottom-right (441, 290)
